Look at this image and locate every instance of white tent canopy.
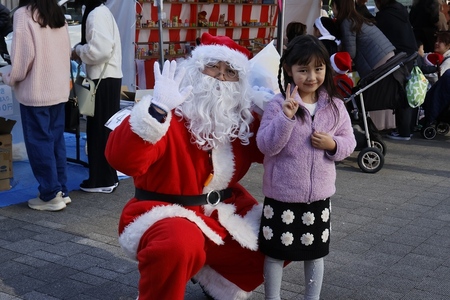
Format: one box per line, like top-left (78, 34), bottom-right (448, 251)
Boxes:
top-left (107, 0), bottom-right (135, 92)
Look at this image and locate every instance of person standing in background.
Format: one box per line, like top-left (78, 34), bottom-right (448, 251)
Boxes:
top-left (332, 0), bottom-right (395, 79)
top-left (409, 0), bottom-right (440, 53)
top-left (0, 4), bottom-right (12, 64)
top-left (285, 21), bottom-right (307, 45)
top-left (437, 1), bottom-right (449, 31)
top-left (71, 0), bottom-right (122, 194)
top-left (375, 0), bottom-right (418, 140)
top-left (332, 0), bottom-right (397, 133)
top-left (283, 21), bottom-right (307, 50)
top-left (2, 0), bottom-right (71, 211)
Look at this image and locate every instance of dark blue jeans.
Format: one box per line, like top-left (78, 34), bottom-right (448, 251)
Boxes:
top-left (20, 102), bottom-right (68, 201)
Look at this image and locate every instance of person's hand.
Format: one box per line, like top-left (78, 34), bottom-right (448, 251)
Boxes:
top-left (151, 60), bottom-right (193, 113)
top-left (251, 85), bottom-right (274, 114)
top-left (71, 47), bottom-right (81, 63)
top-left (311, 131), bottom-right (337, 152)
top-left (282, 83), bottom-right (299, 119)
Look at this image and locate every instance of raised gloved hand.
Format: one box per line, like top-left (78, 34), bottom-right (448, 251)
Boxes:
top-left (151, 60), bottom-right (193, 113)
top-left (251, 85), bottom-right (275, 113)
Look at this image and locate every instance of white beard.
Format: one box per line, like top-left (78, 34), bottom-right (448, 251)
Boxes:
top-left (175, 75), bottom-right (254, 150)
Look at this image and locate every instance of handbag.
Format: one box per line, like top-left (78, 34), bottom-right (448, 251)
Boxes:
top-left (65, 97), bottom-right (79, 132)
top-left (65, 63), bottom-right (80, 132)
top-left (74, 12), bottom-right (115, 117)
top-left (405, 65), bottom-right (428, 108)
top-left (74, 62), bottom-right (108, 117)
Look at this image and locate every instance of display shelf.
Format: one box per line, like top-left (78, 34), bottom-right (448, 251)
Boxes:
top-left (135, 0), bottom-right (278, 88)
top-left (136, 25), bottom-right (276, 29)
top-left (139, 0), bottom-right (277, 4)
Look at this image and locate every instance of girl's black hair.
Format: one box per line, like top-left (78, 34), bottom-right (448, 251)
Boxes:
top-left (18, 0), bottom-right (66, 28)
top-left (277, 34), bottom-right (341, 122)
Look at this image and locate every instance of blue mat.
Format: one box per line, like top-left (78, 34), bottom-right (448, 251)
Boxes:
top-left (0, 132), bottom-right (126, 208)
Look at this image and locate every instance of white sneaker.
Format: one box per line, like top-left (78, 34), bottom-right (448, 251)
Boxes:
top-left (80, 184), bottom-right (117, 194)
top-left (63, 194), bottom-right (72, 204)
top-left (28, 192), bottom-right (66, 211)
top-left (38, 192), bottom-right (71, 204)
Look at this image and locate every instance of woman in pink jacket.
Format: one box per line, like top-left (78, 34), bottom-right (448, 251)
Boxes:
top-left (2, 0), bottom-right (71, 211)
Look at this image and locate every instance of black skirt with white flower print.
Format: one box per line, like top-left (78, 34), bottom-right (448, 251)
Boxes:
top-left (258, 197), bottom-right (330, 261)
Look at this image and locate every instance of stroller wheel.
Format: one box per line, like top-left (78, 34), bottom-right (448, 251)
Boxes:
top-left (371, 138), bottom-right (387, 156)
top-left (436, 123), bottom-right (450, 135)
top-left (421, 126), bottom-right (437, 140)
top-left (357, 147), bottom-right (384, 173)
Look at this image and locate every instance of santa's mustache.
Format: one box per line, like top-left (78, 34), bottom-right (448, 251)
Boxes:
top-left (175, 75), bottom-right (253, 150)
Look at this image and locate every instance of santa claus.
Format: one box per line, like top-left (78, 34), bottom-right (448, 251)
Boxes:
top-left (105, 33), bottom-right (271, 299)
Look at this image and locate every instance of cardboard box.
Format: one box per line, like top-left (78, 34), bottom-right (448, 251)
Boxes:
top-left (0, 117), bottom-right (16, 190)
top-left (121, 89), bottom-right (153, 102)
top-left (0, 178), bottom-right (10, 190)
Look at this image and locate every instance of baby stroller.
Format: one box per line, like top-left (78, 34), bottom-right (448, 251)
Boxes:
top-left (338, 52), bottom-right (418, 173)
top-left (420, 69), bottom-right (450, 139)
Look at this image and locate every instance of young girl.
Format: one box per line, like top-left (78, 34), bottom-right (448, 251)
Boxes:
top-left (256, 35), bottom-right (356, 300)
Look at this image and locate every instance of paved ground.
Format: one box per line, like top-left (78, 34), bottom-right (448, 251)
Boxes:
top-left (1, 130), bottom-right (450, 300)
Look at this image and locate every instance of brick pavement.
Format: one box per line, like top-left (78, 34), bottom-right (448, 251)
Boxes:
top-left (1, 132), bottom-right (450, 300)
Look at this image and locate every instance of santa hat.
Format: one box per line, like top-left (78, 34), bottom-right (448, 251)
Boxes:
top-left (188, 33), bottom-right (252, 76)
top-left (424, 52), bottom-right (444, 66)
top-left (200, 32), bottom-right (252, 59)
top-left (330, 52), bottom-right (352, 74)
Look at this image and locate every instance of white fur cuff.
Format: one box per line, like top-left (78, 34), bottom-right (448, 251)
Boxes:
top-left (129, 94), bottom-right (172, 144)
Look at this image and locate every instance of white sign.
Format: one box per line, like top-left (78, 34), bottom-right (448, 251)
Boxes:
top-left (0, 84), bottom-right (13, 117)
top-left (105, 106), bottom-right (132, 131)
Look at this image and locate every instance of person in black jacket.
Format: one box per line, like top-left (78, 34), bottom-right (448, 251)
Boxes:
top-left (409, 0), bottom-right (439, 53)
top-left (375, 0), bottom-right (419, 140)
top-left (0, 4), bottom-right (13, 64)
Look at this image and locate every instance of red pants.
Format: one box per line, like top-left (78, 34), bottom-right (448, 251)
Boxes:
top-left (136, 217), bottom-right (265, 300)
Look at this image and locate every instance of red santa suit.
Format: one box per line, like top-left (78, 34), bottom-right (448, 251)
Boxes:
top-left (105, 34), bottom-right (266, 300)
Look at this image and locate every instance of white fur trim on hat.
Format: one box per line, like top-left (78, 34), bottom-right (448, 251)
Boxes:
top-left (330, 52), bottom-right (352, 75)
top-left (191, 44), bottom-right (250, 75)
top-left (315, 17), bottom-right (330, 37)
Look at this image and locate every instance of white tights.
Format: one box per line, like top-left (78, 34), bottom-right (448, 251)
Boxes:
top-left (263, 256), bottom-right (324, 300)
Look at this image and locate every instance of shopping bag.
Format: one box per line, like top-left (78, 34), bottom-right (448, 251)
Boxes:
top-left (74, 75), bottom-right (96, 117)
top-left (405, 66), bottom-right (428, 108)
top-left (64, 96), bottom-right (79, 132)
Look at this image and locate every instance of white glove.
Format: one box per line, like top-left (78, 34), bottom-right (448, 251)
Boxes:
top-left (251, 85), bottom-right (275, 113)
top-left (151, 60), bottom-right (193, 113)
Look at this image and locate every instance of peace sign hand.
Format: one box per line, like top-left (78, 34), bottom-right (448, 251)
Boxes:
top-left (283, 83), bottom-right (299, 119)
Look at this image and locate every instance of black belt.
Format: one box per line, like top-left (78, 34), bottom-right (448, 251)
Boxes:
top-left (135, 187), bottom-right (232, 206)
